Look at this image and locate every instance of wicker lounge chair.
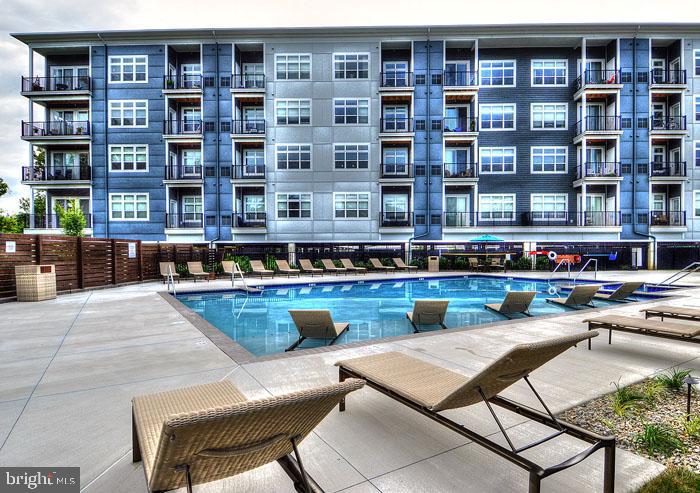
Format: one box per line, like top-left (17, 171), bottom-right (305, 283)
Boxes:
top-left (132, 379), bottom-right (364, 493)
top-left (545, 284), bottom-right (601, 309)
top-left (276, 259), bottom-right (301, 277)
top-left (485, 291), bottom-right (537, 319)
top-left (641, 304), bottom-right (700, 322)
top-left (468, 257), bottom-right (483, 271)
top-left (298, 259), bottom-right (324, 276)
top-left (594, 281), bottom-right (644, 302)
top-left (583, 314), bottom-right (700, 348)
top-left (488, 257), bottom-right (506, 272)
top-left (287, 309), bottom-right (350, 351)
top-left (335, 331), bottom-right (614, 493)
top-left (321, 259), bottom-right (347, 275)
top-left (406, 299), bottom-right (449, 332)
top-left (392, 257), bottom-right (418, 271)
top-left (249, 260), bottom-right (274, 279)
top-left (187, 262), bottom-right (210, 282)
top-left (159, 262), bottom-right (180, 283)
top-left (340, 258), bottom-right (367, 274)
top-left (369, 258), bottom-right (395, 273)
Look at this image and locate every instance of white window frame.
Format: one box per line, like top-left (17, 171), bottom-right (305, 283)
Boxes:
top-left (109, 144), bottom-right (149, 172)
top-left (530, 146), bottom-right (568, 174)
top-left (276, 193), bottom-right (313, 220)
top-left (531, 60), bottom-right (568, 87)
top-left (109, 193), bottom-right (149, 221)
top-left (694, 190), bottom-right (700, 218)
top-left (479, 147), bottom-right (516, 174)
top-left (275, 99), bottom-right (312, 125)
top-left (530, 193), bottom-right (568, 220)
top-left (334, 143), bottom-right (370, 170)
top-left (479, 103), bottom-right (516, 131)
top-left (333, 98), bottom-right (370, 125)
top-left (332, 53), bottom-right (370, 80)
top-left (694, 95), bottom-right (700, 123)
top-left (108, 55), bottom-right (148, 84)
top-left (694, 141), bottom-right (700, 168)
top-left (333, 192), bottom-right (370, 220)
top-left (275, 144), bottom-right (312, 170)
top-left (478, 60), bottom-right (516, 87)
top-left (694, 49), bottom-right (700, 77)
top-left (478, 194), bottom-right (516, 221)
top-left (530, 103), bottom-right (568, 130)
top-left (108, 100), bottom-right (148, 128)
top-left (275, 54), bottom-right (312, 81)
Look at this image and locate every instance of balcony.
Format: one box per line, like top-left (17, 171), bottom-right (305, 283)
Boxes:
top-left (443, 212), bottom-right (477, 228)
top-left (22, 166), bottom-right (91, 183)
top-left (22, 121), bottom-right (90, 141)
top-left (163, 75), bottom-right (203, 92)
top-left (573, 69), bottom-right (622, 93)
top-left (649, 116), bottom-right (686, 134)
top-left (649, 69), bottom-right (687, 89)
top-left (574, 116), bottom-right (622, 141)
top-left (577, 162), bottom-right (621, 179)
top-left (379, 72), bottom-right (413, 89)
top-left (443, 70), bottom-right (478, 88)
top-left (650, 210), bottom-right (686, 228)
top-left (232, 164), bottom-right (266, 181)
top-left (649, 161), bottom-right (686, 179)
top-left (21, 76), bottom-right (91, 96)
top-left (163, 120), bottom-right (203, 139)
top-left (231, 120), bottom-right (266, 138)
top-left (443, 162), bottom-right (478, 180)
top-left (233, 212), bottom-right (267, 229)
top-left (24, 213), bottom-right (92, 229)
top-left (165, 213), bottom-right (203, 229)
top-left (232, 73), bottom-right (266, 91)
top-left (164, 164), bottom-right (203, 181)
top-left (443, 117), bottom-right (478, 140)
top-left (521, 211), bottom-right (621, 227)
top-left (380, 117), bottom-right (413, 135)
top-left (379, 211), bottom-right (413, 228)
top-left (380, 163), bottom-right (414, 179)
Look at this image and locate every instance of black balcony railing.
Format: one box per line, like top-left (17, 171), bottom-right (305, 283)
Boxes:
top-left (232, 120), bottom-right (266, 135)
top-left (443, 117), bottom-right (478, 133)
top-left (380, 71), bottom-right (413, 88)
top-left (164, 165), bottom-right (203, 180)
top-left (22, 166), bottom-right (91, 182)
top-left (233, 164), bottom-right (266, 179)
top-left (442, 70), bottom-right (478, 87)
top-left (650, 210), bottom-right (686, 227)
top-left (165, 213), bottom-right (203, 229)
top-left (24, 214), bottom-right (92, 229)
top-left (650, 115), bottom-right (686, 131)
top-left (22, 120), bottom-right (90, 137)
top-left (233, 73), bottom-right (266, 89)
top-left (22, 75), bottom-right (91, 92)
top-left (573, 69), bottom-right (620, 91)
top-left (380, 211), bottom-right (413, 227)
top-left (163, 120), bottom-right (203, 135)
top-left (163, 74), bottom-right (202, 90)
top-left (575, 116), bottom-right (621, 134)
top-left (380, 117), bottom-right (413, 133)
top-left (522, 211), bottom-right (621, 227)
top-left (650, 161), bottom-right (687, 177)
top-left (234, 212), bottom-right (267, 228)
top-left (380, 163), bottom-right (413, 178)
top-left (578, 162), bottom-right (621, 178)
top-left (650, 69), bottom-right (687, 85)
top-left (443, 212), bottom-right (478, 228)
top-left (443, 162), bottom-right (477, 179)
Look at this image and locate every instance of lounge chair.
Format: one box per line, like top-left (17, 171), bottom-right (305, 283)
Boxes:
top-left (583, 314), bottom-right (700, 349)
top-left (159, 262), bottom-right (180, 283)
top-left (488, 257), bottom-right (506, 272)
top-left (249, 260), bottom-right (274, 279)
top-left (641, 304), bottom-right (700, 322)
top-left (298, 259), bottom-right (323, 276)
top-left (187, 262), bottom-right (209, 282)
top-left (406, 299), bottom-right (449, 332)
top-left (484, 290), bottom-right (537, 319)
top-left (340, 258), bottom-right (367, 274)
top-left (335, 331), bottom-right (615, 493)
top-left (546, 284), bottom-right (601, 309)
top-left (468, 257), bottom-right (483, 271)
top-left (369, 258), bottom-right (395, 273)
top-left (275, 259), bottom-right (301, 277)
top-left (594, 281), bottom-right (644, 302)
top-left (321, 259), bottom-right (347, 275)
top-left (132, 379), bottom-right (364, 493)
top-left (221, 260), bottom-right (235, 276)
top-left (287, 309), bottom-right (350, 351)
top-left (392, 257), bottom-right (418, 271)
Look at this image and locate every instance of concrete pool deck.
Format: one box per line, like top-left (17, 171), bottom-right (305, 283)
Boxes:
top-left (0, 269), bottom-right (698, 492)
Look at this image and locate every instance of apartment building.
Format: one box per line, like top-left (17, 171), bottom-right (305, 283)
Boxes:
top-left (12, 24), bottom-right (700, 249)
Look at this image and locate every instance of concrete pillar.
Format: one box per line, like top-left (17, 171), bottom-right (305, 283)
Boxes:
top-left (288, 243), bottom-right (296, 265)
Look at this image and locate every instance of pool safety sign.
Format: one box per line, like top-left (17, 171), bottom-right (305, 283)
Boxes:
top-left (5, 241), bottom-right (16, 253)
top-left (128, 243), bottom-right (137, 258)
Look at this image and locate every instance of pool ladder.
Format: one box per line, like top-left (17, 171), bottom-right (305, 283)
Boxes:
top-left (654, 261), bottom-right (700, 286)
top-left (573, 259), bottom-right (598, 282)
top-left (166, 265), bottom-right (177, 295)
top-left (548, 259), bottom-right (572, 280)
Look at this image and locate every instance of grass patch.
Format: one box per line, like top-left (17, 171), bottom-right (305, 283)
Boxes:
top-left (655, 368), bottom-right (692, 392)
top-left (611, 379), bottom-right (645, 417)
top-left (637, 467), bottom-right (700, 493)
top-left (635, 423), bottom-right (684, 455)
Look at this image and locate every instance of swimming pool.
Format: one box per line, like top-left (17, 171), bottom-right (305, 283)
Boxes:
top-left (177, 276), bottom-right (660, 357)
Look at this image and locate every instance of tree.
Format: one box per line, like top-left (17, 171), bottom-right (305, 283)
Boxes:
top-left (19, 193), bottom-right (46, 216)
top-left (0, 178), bottom-right (7, 199)
top-left (55, 199), bottom-right (86, 237)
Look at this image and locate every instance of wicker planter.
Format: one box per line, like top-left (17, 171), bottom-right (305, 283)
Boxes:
top-left (15, 264), bottom-right (57, 302)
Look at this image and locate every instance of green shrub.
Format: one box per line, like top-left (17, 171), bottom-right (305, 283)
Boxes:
top-left (535, 256), bottom-right (551, 271)
top-left (231, 255), bottom-right (251, 273)
top-left (655, 368), bottom-right (692, 392)
top-left (453, 257), bottom-right (469, 271)
top-left (263, 254), bottom-right (277, 271)
top-left (411, 257), bottom-right (427, 270)
top-left (642, 380), bottom-right (665, 408)
top-left (635, 423), bottom-right (684, 455)
top-left (439, 256), bottom-right (450, 270)
top-left (55, 199), bottom-right (86, 237)
top-left (175, 263), bottom-right (188, 276)
top-left (682, 415), bottom-right (700, 438)
top-left (312, 259), bottom-right (324, 269)
top-left (611, 380), bottom-right (645, 417)
top-left (506, 256), bottom-right (532, 271)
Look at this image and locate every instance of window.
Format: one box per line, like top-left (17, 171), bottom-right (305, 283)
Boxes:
top-left (382, 106), bottom-right (410, 132)
top-left (479, 60), bottom-right (516, 86)
top-left (479, 104), bottom-right (516, 130)
top-left (182, 150), bottom-right (201, 175)
top-left (335, 144), bottom-right (369, 169)
top-left (109, 100), bottom-right (148, 127)
top-left (695, 95), bottom-right (700, 122)
top-left (695, 141), bottom-right (700, 167)
top-left (531, 103), bottom-right (567, 130)
top-left (109, 56), bottom-right (147, 83)
top-left (275, 54), bottom-right (311, 80)
top-left (382, 147), bottom-right (409, 175)
top-left (382, 194), bottom-right (409, 221)
top-left (276, 99), bottom-right (311, 125)
top-left (182, 196), bottom-right (203, 223)
top-left (109, 145), bottom-right (148, 172)
top-left (695, 191), bottom-right (700, 218)
top-left (277, 193), bottom-right (312, 219)
top-left (334, 99), bottom-right (369, 124)
top-left (531, 146), bottom-right (567, 173)
top-left (479, 194), bottom-right (515, 221)
top-left (531, 60), bottom-right (567, 86)
top-left (695, 50), bottom-right (700, 77)
top-left (531, 194), bottom-right (567, 219)
top-left (479, 147), bottom-right (516, 174)
top-left (334, 193), bottom-right (370, 219)
top-left (276, 144), bottom-right (311, 170)
top-left (109, 193), bottom-right (148, 221)
top-left (334, 53), bottom-right (369, 79)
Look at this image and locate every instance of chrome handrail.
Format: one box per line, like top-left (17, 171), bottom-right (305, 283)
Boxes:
top-left (167, 265), bottom-right (176, 295)
top-left (573, 259), bottom-right (598, 282)
top-left (655, 261), bottom-right (700, 286)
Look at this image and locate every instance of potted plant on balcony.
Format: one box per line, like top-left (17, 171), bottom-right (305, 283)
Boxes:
top-left (165, 77), bottom-right (175, 89)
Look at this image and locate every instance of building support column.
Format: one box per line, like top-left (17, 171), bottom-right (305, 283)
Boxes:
top-left (288, 243), bottom-right (296, 265)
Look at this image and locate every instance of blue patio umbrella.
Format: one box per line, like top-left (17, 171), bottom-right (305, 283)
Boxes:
top-left (469, 234), bottom-right (505, 242)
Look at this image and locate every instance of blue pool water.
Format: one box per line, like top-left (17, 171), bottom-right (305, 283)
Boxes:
top-left (177, 276), bottom-right (660, 356)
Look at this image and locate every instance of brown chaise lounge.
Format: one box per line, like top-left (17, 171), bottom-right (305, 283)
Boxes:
top-left (132, 379), bottom-right (364, 493)
top-left (159, 262), bottom-right (180, 283)
top-left (392, 257), bottom-right (418, 271)
top-left (594, 281), bottom-right (644, 302)
top-left (249, 260), bottom-right (274, 278)
top-left (335, 331), bottom-right (615, 493)
top-left (369, 258), bottom-right (395, 273)
top-left (298, 259), bottom-right (323, 276)
top-left (187, 262), bottom-right (210, 282)
top-left (287, 309), bottom-right (350, 351)
top-left (485, 290), bottom-right (537, 319)
top-left (546, 284), bottom-right (601, 309)
top-left (340, 258), bottom-right (367, 274)
top-left (583, 314), bottom-right (700, 349)
top-left (276, 259), bottom-right (301, 277)
top-left (406, 299), bottom-right (449, 332)
top-left (321, 259), bottom-right (347, 275)
top-left (641, 305), bottom-right (700, 322)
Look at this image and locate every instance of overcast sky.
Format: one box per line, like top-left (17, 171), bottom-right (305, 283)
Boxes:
top-left (1, 0), bottom-right (699, 212)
